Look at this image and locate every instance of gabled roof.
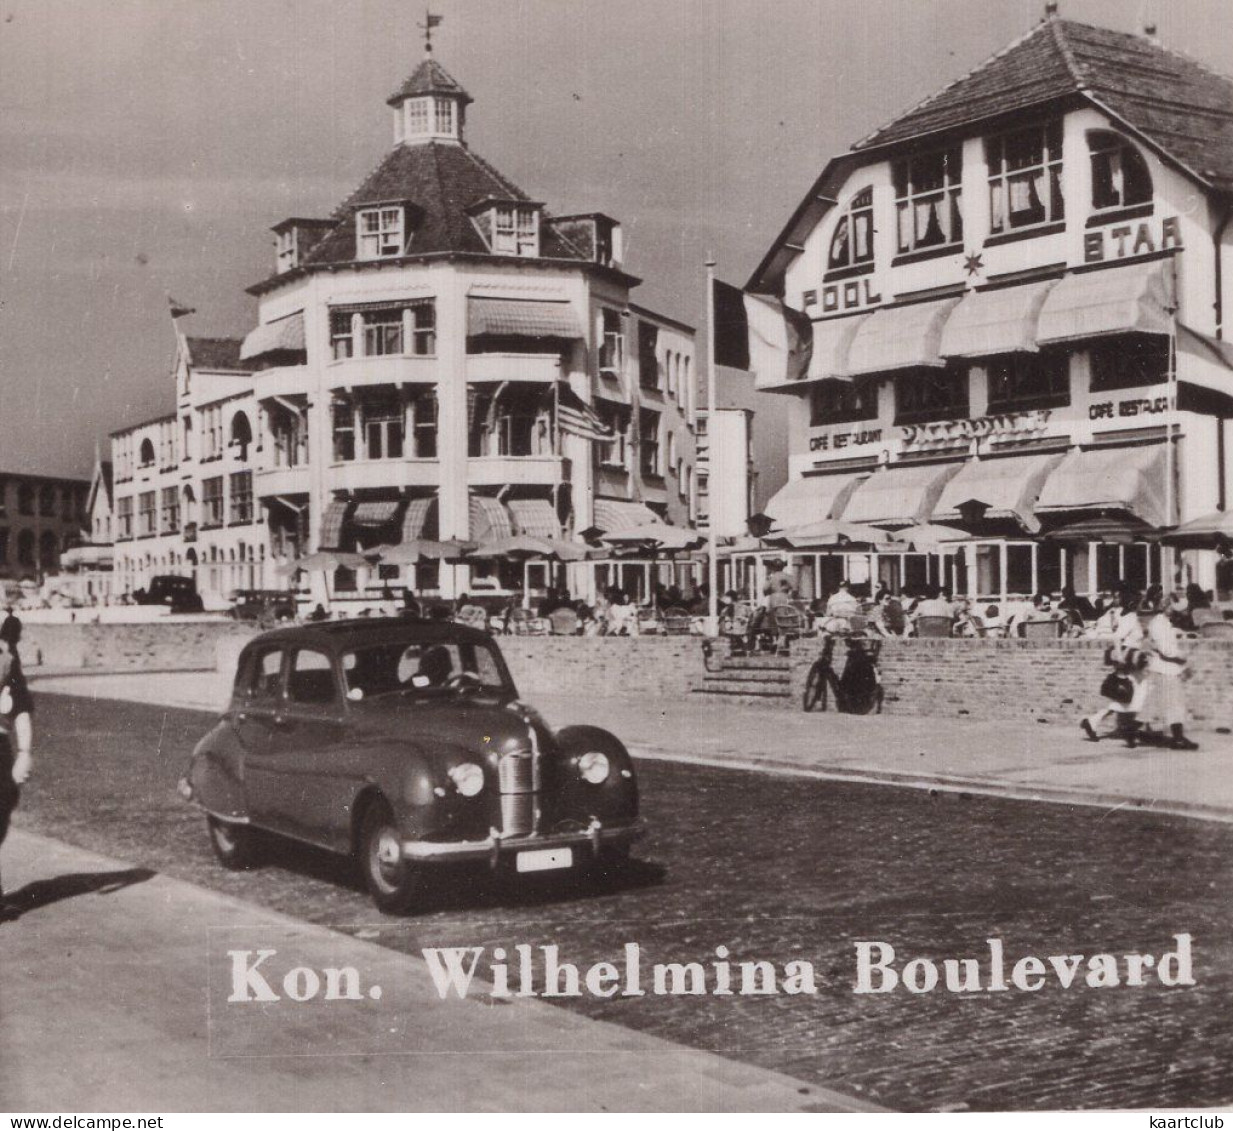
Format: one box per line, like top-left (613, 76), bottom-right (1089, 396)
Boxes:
top-left (299, 141), bottom-right (589, 266)
top-left (184, 336), bottom-right (248, 372)
top-left (855, 17), bottom-right (1233, 191)
top-left (387, 57), bottom-right (473, 107)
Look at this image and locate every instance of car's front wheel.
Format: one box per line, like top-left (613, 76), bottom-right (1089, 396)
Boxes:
top-left (207, 815), bottom-right (260, 870)
top-left (359, 801), bottom-right (422, 914)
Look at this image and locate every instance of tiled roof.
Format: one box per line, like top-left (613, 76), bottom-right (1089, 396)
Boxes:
top-left (184, 336), bottom-right (248, 371)
top-left (301, 141), bottom-right (590, 266)
top-left (855, 18), bottom-right (1233, 190)
top-left (387, 57), bottom-right (472, 107)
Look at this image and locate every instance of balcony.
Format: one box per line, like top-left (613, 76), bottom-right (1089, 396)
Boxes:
top-left (468, 455), bottom-right (569, 487)
top-left (326, 459), bottom-right (440, 492)
top-left (255, 465), bottom-right (311, 498)
top-left (253, 363), bottom-right (310, 400)
top-left (327, 354), bottom-right (437, 391)
top-left (465, 352), bottom-right (561, 385)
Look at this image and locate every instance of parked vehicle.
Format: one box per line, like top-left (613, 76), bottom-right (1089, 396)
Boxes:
top-left (134, 575), bottom-right (204, 613)
top-left (179, 619), bottom-right (644, 912)
top-left (230, 589), bottom-right (297, 626)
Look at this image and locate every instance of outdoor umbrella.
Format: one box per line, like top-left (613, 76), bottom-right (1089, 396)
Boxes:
top-left (600, 524), bottom-right (704, 551)
top-left (372, 540), bottom-right (475, 565)
top-left (895, 522), bottom-right (972, 552)
top-left (1043, 515), bottom-right (1159, 545)
top-left (1159, 511), bottom-right (1233, 549)
top-left (281, 550), bottom-right (369, 573)
top-left (762, 519), bottom-right (906, 551)
top-left (465, 535), bottom-right (558, 560)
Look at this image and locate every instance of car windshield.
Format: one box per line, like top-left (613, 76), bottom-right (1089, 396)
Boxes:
top-left (341, 639), bottom-right (510, 701)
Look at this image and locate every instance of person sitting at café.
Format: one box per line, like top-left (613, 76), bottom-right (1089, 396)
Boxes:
top-left (910, 585), bottom-right (951, 621)
top-left (747, 576), bottom-right (796, 648)
top-left (870, 589), bottom-right (907, 636)
top-left (981, 604), bottom-right (1004, 635)
top-left (824, 580), bottom-right (861, 618)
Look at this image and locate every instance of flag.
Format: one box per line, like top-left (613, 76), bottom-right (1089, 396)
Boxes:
top-left (556, 382), bottom-right (614, 441)
top-left (425, 13), bottom-right (443, 28)
top-left (712, 279), bottom-right (812, 383)
top-left (168, 295), bottom-right (196, 319)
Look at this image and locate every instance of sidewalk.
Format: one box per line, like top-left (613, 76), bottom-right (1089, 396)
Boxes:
top-left (0, 829), bottom-right (854, 1111)
top-left (31, 668), bottom-right (1233, 823)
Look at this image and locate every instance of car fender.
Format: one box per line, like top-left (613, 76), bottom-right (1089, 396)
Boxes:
top-left (552, 724), bottom-right (639, 824)
top-left (345, 739), bottom-right (465, 850)
top-left (186, 723), bottom-right (248, 820)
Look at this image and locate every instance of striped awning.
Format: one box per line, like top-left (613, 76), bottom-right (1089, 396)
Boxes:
top-left (932, 452), bottom-right (1065, 531)
top-left (841, 461), bottom-right (964, 528)
top-left (939, 280), bottom-right (1057, 358)
top-left (765, 473), bottom-right (866, 530)
top-left (468, 298), bottom-right (583, 340)
top-left (240, 312), bottom-right (305, 361)
top-left (507, 498), bottom-right (559, 539)
top-left (1035, 443), bottom-right (1169, 528)
top-left (352, 500), bottom-right (401, 528)
top-left (401, 497), bottom-right (437, 542)
top-left (846, 297), bottom-right (961, 376)
top-left (592, 498), bottom-right (660, 533)
top-left (1036, 262), bottom-right (1172, 345)
top-left (318, 499), bottom-right (349, 549)
top-left (469, 495), bottom-right (513, 542)
top-left (805, 314), bottom-right (871, 381)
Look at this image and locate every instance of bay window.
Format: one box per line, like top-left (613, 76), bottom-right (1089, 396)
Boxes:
top-left (330, 301), bottom-right (435, 359)
top-left (363, 308), bottom-right (404, 356)
top-left (987, 121), bottom-right (1064, 233)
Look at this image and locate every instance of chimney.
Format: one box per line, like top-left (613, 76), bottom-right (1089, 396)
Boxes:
top-left (1144, 21), bottom-right (1160, 44)
top-left (1044, 2), bottom-right (1058, 17)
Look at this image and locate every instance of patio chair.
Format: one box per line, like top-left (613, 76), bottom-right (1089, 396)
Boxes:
top-left (769, 605), bottom-right (808, 653)
top-left (660, 606), bottom-right (692, 635)
top-left (636, 605), bottom-right (661, 634)
top-left (1199, 619), bottom-right (1233, 639)
top-left (1020, 617), bottom-right (1065, 640)
top-left (1191, 608), bottom-right (1224, 630)
top-left (914, 615), bottom-right (954, 638)
top-left (509, 606), bottom-right (549, 636)
top-left (548, 607), bottom-right (580, 635)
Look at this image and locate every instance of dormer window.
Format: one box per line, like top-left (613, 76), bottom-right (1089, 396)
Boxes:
top-left (494, 205), bottom-right (538, 257)
top-left (828, 188), bottom-right (874, 271)
top-left (357, 207), bottom-right (405, 259)
top-left (276, 229), bottom-right (297, 273)
top-left (1088, 131), bottom-right (1152, 212)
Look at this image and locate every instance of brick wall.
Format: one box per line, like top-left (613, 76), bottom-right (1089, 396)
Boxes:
top-left (22, 621), bottom-right (255, 673)
top-left (500, 636), bottom-right (702, 699)
top-left (787, 637), bottom-right (1233, 730)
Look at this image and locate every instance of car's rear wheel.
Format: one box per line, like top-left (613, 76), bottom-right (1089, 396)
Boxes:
top-left (207, 815), bottom-right (260, 870)
top-left (359, 801), bottom-right (422, 915)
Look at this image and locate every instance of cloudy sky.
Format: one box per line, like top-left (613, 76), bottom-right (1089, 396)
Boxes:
top-left (1, 0), bottom-right (1230, 479)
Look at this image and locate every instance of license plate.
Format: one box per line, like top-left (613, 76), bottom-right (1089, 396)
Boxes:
top-left (516, 847), bottom-right (573, 873)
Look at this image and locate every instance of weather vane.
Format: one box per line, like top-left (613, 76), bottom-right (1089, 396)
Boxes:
top-left (419, 9), bottom-right (443, 53)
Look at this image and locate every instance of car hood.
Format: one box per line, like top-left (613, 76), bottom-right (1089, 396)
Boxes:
top-left (350, 694), bottom-right (550, 759)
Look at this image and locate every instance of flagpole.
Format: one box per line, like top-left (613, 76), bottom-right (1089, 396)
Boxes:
top-left (705, 255), bottom-right (719, 636)
top-left (1166, 257), bottom-right (1179, 588)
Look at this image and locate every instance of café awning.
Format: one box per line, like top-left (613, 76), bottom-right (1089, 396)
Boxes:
top-left (840, 461), bottom-right (964, 528)
top-left (469, 495), bottom-right (514, 542)
top-left (764, 473), bottom-right (866, 531)
top-left (1036, 262), bottom-right (1172, 345)
top-left (931, 452), bottom-right (1065, 531)
top-left (467, 298), bottom-right (583, 340)
top-left (318, 499), bottom-right (349, 549)
top-left (507, 498), bottom-right (560, 539)
top-left (1035, 443), bottom-right (1169, 529)
top-left (240, 312), bottom-right (306, 361)
top-left (592, 498), bottom-right (660, 533)
top-left (805, 314), bottom-right (871, 381)
top-left (845, 297), bottom-right (961, 376)
top-left (401, 497), bottom-right (437, 542)
top-left (939, 280), bottom-right (1057, 358)
top-left (351, 500), bottom-right (401, 527)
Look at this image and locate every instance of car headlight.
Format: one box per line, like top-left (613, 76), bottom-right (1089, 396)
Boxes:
top-left (578, 751), bottom-right (610, 784)
top-left (448, 762), bottom-right (485, 797)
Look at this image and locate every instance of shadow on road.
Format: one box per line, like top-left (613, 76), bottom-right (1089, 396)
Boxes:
top-left (1, 867), bottom-right (155, 920)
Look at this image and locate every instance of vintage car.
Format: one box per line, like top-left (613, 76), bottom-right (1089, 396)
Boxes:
top-left (179, 619), bottom-right (644, 912)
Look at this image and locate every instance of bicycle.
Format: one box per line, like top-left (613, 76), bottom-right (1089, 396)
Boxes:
top-left (802, 624), bottom-right (883, 714)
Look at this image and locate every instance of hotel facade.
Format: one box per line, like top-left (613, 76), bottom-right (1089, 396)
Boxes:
top-left (109, 52), bottom-right (698, 609)
top-left (744, 15), bottom-right (1233, 604)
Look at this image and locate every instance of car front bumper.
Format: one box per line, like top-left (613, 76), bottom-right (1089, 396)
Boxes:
top-left (401, 817), bottom-right (645, 866)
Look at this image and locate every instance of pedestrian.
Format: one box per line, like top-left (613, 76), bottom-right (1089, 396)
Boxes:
top-left (1081, 590), bottom-right (1147, 745)
top-left (0, 615), bottom-right (34, 920)
top-left (1144, 594), bottom-right (1200, 750)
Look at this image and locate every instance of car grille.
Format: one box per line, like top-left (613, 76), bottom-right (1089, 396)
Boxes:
top-left (499, 749), bottom-right (537, 836)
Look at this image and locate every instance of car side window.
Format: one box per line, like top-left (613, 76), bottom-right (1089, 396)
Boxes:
top-left (288, 649), bottom-right (337, 705)
top-left (246, 649), bottom-right (284, 701)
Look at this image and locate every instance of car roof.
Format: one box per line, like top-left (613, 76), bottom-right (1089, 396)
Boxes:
top-left (240, 617), bottom-right (494, 653)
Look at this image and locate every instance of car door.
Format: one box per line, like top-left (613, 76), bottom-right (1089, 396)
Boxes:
top-left (229, 646), bottom-right (285, 823)
top-left (260, 646), bottom-right (353, 848)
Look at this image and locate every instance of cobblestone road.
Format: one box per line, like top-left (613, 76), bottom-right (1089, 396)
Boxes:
top-left (13, 694), bottom-right (1233, 1111)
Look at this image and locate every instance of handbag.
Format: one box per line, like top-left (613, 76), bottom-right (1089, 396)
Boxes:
top-left (1100, 671), bottom-right (1134, 706)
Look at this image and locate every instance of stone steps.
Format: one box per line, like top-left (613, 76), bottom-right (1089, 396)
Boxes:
top-left (702, 669), bottom-right (791, 686)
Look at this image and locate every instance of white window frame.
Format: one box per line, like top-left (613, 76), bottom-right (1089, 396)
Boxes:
top-left (894, 147), bottom-right (964, 254)
top-left (356, 207), bottom-right (405, 260)
top-left (987, 120), bottom-right (1064, 234)
top-left (434, 97), bottom-right (455, 136)
top-left (827, 188), bottom-right (875, 271)
top-left (493, 205), bottom-right (539, 256)
top-left (599, 308), bottom-right (624, 374)
top-left (202, 477), bottom-right (225, 527)
top-left (405, 98), bottom-right (430, 137)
